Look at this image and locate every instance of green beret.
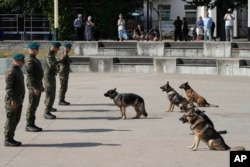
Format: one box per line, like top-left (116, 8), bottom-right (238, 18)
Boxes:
top-left (12, 53), bottom-right (25, 61)
top-left (51, 41), bottom-right (61, 48)
top-left (28, 42), bottom-right (40, 49)
top-left (64, 43), bottom-right (72, 48)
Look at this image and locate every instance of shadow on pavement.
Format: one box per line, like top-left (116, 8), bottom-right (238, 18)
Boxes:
top-left (22, 142), bottom-right (121, 148)
top-left (42, 128), bottom-right (131, 133)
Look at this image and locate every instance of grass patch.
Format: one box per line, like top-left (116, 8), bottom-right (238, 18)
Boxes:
top-left (0, 49), bottom-right (75, 59)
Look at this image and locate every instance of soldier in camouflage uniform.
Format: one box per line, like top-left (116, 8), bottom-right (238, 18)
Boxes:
top-left (25, 42), bottom-right (44, 132)
top-left (58, 43), bottom-right (72, 105)
top-left (4, 54), bottom-right (25, 147)
top-left (43, 42), bottom-right (61, 119)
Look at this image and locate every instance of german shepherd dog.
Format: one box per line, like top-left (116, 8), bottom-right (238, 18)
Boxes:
top-left (179, 82), bottom-right (219, 107)
top-left (181, 104), bottom-right (227, 134)
top-left (179, 108), bottom-right (245, 151)
top-left (160, 81), bottom-right (188, 112)
top-left (104, 88), bottom-right (148, 119)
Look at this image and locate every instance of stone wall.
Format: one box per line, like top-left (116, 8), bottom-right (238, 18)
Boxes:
top-left (1, 41), bottom-right (250, 76)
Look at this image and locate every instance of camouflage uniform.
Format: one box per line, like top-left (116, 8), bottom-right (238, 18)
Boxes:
top-left (44, 50), bottom-right (58, 119)
top-left (59, 54), bottom-right (70, 99)
top-left (4, 55), bottom-right (25, 146)
top-left (58, 43), bottom-right (72, 105)
top-left (25, 53), bottom-right (44, 131)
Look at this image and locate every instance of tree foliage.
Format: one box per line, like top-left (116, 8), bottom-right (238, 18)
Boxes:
top-left (83, 0), bottom-right (138, 39)
top-left (0, 0), bottom-right (140, 40)
top-left (181, 0), bottom-right (247, 9)
top-left (0, 0), bottom-right (75, 40)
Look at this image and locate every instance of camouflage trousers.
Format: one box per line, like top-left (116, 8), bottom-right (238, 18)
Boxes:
top-left (4, 96), bottom-right (24, 140)
top-left (44, 75), bottom-right (56, 112)
top-left (26, 88), bottom-right (42, 126)
top-left (59, 76), bottom-right (69, 100)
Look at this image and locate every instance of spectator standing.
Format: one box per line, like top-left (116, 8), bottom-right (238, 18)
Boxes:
top-left (224, 8), bottom-right (235, 41)
top-left (73, 14), bottom-right (84, 41)
top-left (4, 54), bottom-right (25, 147)
top-left (133, 24), bottom-right (145, 41)
top-left (211, 21), bottom-right (216, 41)
top-left (195, 16), bottom-right (204, 41)
top-left (203, 12), bottom-right (213, 41)
top-left (58, 43), bottom-right (72, 106)
top-left (25, 42), bottom-right (44, 132)
top-left (182, 17), bottom-right (189, 41)
top-left (0, 17), bottom-right (4, 41)
top-left (43, 42), bottom-right (61, 119)
top-left (117, 13), bottom-right (128, 41)
top-left (85, 16), bottom-right (95, 41)
top-left (173, 16), bottom-right (183, 41)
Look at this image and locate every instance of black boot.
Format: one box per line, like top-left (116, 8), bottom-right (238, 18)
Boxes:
top-left (26, 124), bottom-right (43, 132)
top-left (4, 139), bottom-right (22, 147)
top-left (50, 107), bottom-right (57, 112)
top-left (59, 99), bottom-right (70, 105)
top-left (43, 112), bottom-right (56, 119)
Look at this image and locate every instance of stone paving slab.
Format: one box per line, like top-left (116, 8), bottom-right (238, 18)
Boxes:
top-left (0, 72), bottom-right (250, 167)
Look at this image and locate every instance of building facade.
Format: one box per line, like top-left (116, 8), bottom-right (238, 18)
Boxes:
top-left (141, 0), bottom-right (247, 39)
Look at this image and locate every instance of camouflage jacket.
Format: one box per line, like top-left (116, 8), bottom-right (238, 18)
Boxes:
top-left (25, 54), bottom-right (44, 90)
top-left (44, 50), bottom-right (58, 77)
top-left (5, 65), bottom-right (25, 101)
top-left (58, 53), bottom-right (71, 78)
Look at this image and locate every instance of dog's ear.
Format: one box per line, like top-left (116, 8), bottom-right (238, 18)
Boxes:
top-left (186, 82), bottom-right (188, 85)
top-left (167, 81), bottom-right (169, 85)
top-left (114, 88), bottom-right (117, 91)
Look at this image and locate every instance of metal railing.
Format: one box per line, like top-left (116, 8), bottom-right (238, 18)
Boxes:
top-left (0, 14), bottom-right (51, 40)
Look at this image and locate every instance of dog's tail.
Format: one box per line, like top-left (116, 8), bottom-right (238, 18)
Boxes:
top-left (140, 102), bottom-right (148, 117)
top-left (206, 101), bottom-right (219, 107)
top-left (217, 130), bottom-right (227, 134)
top-left (230, 146), bottom-right (246, 151)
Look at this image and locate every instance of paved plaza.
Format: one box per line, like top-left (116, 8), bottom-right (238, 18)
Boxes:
top-left (0, 72), bottom-right (250, 167)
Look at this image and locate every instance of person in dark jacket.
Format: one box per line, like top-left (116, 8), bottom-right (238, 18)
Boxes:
top-left (173, 16), bottom-right (183, 41)
top-left (182, 17), bottom-right (189, 41)
top-left (25, 42), bottom-right (44, 132)
top-left (43, 42), bottom-right (61, 119)
top-left (58, 43), bottom-right (72, 105)
top-left (4, 54), bottom-right (25, 146)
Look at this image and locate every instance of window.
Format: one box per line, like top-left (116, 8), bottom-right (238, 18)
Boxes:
top-left (159, 5), bottom-right (171, 21)
top-left (185, 5), bottom-right (197, 25)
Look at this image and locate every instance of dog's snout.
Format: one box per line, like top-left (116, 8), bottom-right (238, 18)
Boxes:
top-left (179, 116), bottom-right (187, 123)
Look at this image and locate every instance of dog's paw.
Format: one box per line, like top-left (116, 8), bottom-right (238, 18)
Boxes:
top-left (192, 148), bottom-right (198, 151)
top-left (122, 116), bottom-right (126, 120)
top-left (188, 146), bottom-right (194, 149)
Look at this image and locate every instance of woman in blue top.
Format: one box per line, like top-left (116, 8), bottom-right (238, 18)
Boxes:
top-left (196, 16), bottom-right (204, 41)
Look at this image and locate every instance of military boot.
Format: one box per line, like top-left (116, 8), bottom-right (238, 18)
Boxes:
top-left (26, 124), bottom-right (43, 132)
top-left (43, 112), bottom-right (56, 119)
top-left (50, 107), bottom-right (57, 112)
top-left (59, 99), bottom-right (70, 105)
top-left (4, 139), bottom-right (22, 147)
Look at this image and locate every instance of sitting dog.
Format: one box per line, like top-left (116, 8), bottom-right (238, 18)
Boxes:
top-left (104, 88), bottom-right (148, 119)
top-left (181, 103), bottom-right (227, 135)
top-left (179, 82), bottom-right (219, 107)
top-left (160, 81), bottom-right (188, 112)
top-left (179, 107), bottom-right (245, 151)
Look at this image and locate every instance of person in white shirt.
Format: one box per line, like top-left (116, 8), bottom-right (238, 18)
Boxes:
top-left (224, 8), bottom-right (235, 41)
top-left (117, 13), bottom-right (128, 41)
